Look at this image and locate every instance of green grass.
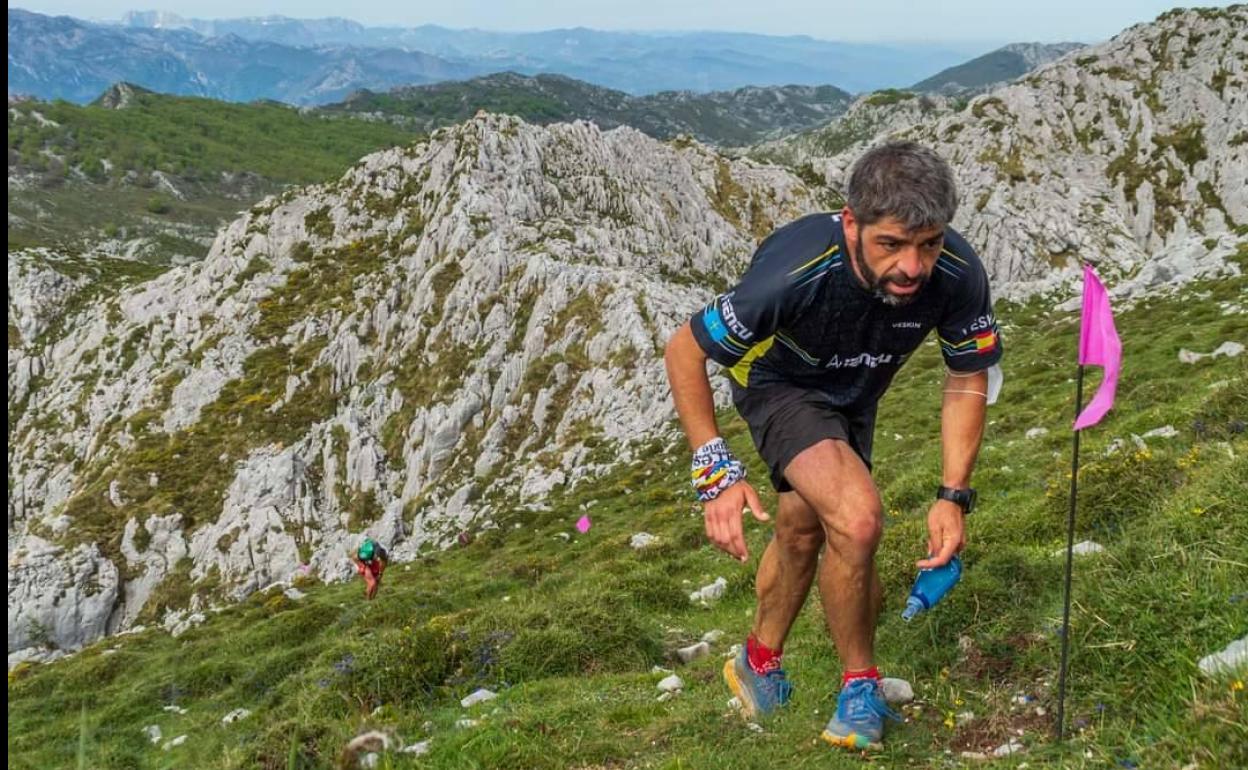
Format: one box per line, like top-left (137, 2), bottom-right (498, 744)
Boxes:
top-left (8, 92), bottom-right (416, 261)
top-left (9, 93), bottom-right (414, 187)
top-left (8, 272), bottom-right (1248, 768)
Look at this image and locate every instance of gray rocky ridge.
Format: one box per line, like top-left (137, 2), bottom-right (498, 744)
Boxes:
top-left (8, 113), bottom-right (817, 661)
top-left (754, 6), bottom-right (1247, 300)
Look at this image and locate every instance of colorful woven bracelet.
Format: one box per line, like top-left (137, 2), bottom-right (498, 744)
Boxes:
top-left (690, 437), bottom-right (747, 502)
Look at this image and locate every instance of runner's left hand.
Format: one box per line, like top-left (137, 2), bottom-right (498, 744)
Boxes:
top-left (917, 499), bottom-right (965, 568)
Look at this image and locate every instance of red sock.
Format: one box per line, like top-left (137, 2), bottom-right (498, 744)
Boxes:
top-left (842, 666), bottom-right (880, 685)
top-left (746, 634), bottom-right (783, 675)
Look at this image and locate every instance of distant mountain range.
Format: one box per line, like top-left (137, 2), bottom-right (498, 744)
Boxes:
top-left (9, 7), bottom-right (988, 101)
top-left (115, 10), bottom-right (989, 94)
top-left (323, 73), bottom-right (854, 146)
top-left (911, 42), bottom-right (1085, 94)
top-left (7, 9), bottom-right (475, 104)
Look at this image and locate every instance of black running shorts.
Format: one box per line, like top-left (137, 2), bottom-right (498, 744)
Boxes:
top-left (730, 382), bottom-right (877, 493)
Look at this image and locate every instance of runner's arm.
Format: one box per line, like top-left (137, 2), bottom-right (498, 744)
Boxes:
top-left (940, 369), bottom-right (988, 489)
top-left (664, 322), bottom-right (722, 450)
top-left (917, 369), bottom-right (987, 568)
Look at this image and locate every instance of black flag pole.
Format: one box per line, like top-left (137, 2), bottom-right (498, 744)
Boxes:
top-left (1055, 362), bottom-right (1086, 740)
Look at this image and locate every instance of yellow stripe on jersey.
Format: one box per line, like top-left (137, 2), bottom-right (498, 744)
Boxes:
top-left (940, 248), bottom-right (969, 266)
top-left (786, 244), bottom-right (840, 276)
top-left (729, 336), bottom-right (776, 387)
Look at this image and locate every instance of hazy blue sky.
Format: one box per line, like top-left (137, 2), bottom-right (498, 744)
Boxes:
top-left (10, 1), bottom-right (1226, 44)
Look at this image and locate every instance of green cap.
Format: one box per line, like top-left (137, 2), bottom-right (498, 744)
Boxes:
top-left (358, 539), bottom-right (375, 561)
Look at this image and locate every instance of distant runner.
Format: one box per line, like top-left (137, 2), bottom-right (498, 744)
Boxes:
top-left (352, 538), bottom-right (388, 600)
top-left (664, 141), bottom-right (1002, 751)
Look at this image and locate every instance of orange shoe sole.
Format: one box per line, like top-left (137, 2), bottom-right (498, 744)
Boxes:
top-left (819, 729), bottom-right (880, 752)
top-left (723, 657), bottom-right (758, 719)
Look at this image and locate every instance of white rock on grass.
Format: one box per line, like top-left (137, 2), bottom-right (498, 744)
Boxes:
top-left (676, 642), bottom-right (710, 664)
top-left (345, 731), bottom-right (391, 753)
top-left (658, 674), bottom-right (684, 693)
top-left (1025, 427), bottom-right (1049, 439)
top-left (162, 705), bottom-right (186, 715)
top-left (401, 740), bottom-right (431, 755)
top-left (630, 532), bottom-right (659, 550)
top-left (1142, 425), bottom-right (1179, 439)
top-left (144, 725), bottom-right (162, 745)
top-left (283, 587), bottom-right (306, 601)
top-left (455, 719), bottom-right (480, 729)
top-left (221, 708), bottom-right (251, 725)
top-left (1052, 541), bottom-right (1105, 557)
top-left (460, 688), bottom-right (498, 708)
top-left (161, 735), bottom-right (187, 751)
top-left (1180, 341), bottom-right (1246, 364)
top-left (689, 577), bottom-right (727, 603)
top-left (960, 751), bottom-right (990, 761)
top-left (879, 677), bottom-right (914, 704)
top-left (1198, 635), bottom-right (1247, 676)
top-left (165, 609), bottom-right (206, 638)
top-left (993, 738), bottom-right (1026, 757)
top-left (701, 629), bottom-right (725, 644)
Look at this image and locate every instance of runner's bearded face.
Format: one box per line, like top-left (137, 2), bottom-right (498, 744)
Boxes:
top-left (851, 217), bottom-right (943, 307)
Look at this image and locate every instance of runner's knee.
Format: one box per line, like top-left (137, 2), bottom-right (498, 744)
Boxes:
top-left (843, 512), bottom-right (882, 551)
top-left (819, 504), bottom-right (882, 553)
top-left (774, 520), bottom-right (823, 558)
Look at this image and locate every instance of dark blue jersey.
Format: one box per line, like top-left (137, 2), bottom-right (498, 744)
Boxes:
top-left (689, 212), bottom-right (1002, 412)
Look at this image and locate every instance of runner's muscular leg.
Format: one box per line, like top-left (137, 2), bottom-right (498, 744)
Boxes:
top-left (751, 491), bottom-right (823, 649)
top-left (783, 439), bottom-right (884, 672)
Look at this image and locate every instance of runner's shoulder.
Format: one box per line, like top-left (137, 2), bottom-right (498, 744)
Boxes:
top-left (937, 227), bottom-right (991, 286)
top-left (751, 212), bottom-right (844, 270)
top-left (940, 228), bottom-right (985, 268)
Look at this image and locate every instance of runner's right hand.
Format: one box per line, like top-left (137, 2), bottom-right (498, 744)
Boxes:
top-left (703, 480), bottom-right (770, 562)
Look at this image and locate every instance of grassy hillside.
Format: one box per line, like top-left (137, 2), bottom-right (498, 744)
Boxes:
top-left (8, 260), bottom-right (1247, 769)
top-left (7, 87), bottom-right (416, 260)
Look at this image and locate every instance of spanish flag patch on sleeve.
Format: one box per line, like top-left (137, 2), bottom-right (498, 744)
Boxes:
top-left (974, 330), bottom-right (998, 353)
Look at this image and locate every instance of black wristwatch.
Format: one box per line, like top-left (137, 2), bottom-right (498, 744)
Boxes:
top-left (937, 485), bottom-right (976, 515)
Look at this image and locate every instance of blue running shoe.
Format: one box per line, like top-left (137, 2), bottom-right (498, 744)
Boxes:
top-left (820, 678), bottom-right (901, 751)
top-left (723, 645), bottom-right (793, 719)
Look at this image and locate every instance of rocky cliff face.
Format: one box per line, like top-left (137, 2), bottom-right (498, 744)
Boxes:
top-left (755, 6), bottom-right (1247, 296)
top-left (7, 114), bottom-right (820, 661)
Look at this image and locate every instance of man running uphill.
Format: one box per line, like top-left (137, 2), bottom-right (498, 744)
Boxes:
top-left (352, 538), bottom-right (388, 600)
top-left (664, 142), bottom-right (1002, 751)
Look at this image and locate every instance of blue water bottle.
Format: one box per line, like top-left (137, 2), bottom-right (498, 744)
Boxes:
top-left (901, 555), bottom-right (963, 621)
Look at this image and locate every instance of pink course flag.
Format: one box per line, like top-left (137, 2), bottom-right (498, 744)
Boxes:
top-left (575, 515), bottom-right (592, 533)
top-left (1073, 264), bottom-right (1122, 431)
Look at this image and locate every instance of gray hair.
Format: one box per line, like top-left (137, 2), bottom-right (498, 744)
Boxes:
top-left (846, 141), bottom-right (958, 230)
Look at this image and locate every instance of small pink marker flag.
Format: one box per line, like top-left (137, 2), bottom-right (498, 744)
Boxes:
top-left (1073, 264), bottom-right (1122, 431)
top-left (575, 515), bottom-right (591, 534)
